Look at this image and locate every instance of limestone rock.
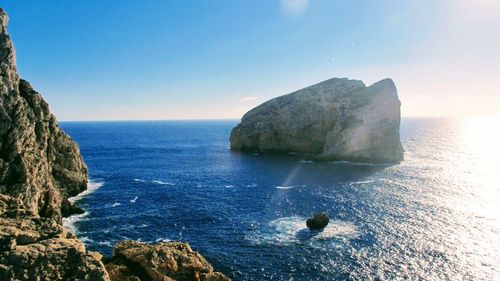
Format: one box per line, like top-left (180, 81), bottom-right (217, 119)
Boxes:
top-left (230, 78), bottom-right (404, 163)
top-left (0, 194), bottom-right (110, 280)
top-left (106, 240), bottom-right (231, 281)
top-left (0, 8), bottom-right (87, 220)
top-left (0, 8), bottom-right (108, 281)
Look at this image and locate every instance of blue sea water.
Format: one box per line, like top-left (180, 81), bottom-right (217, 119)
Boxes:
top-left (61, 118), bottom-right (500, 280)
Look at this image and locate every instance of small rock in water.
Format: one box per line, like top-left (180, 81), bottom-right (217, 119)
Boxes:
top-left (306, 212), bottom-right (329, 230)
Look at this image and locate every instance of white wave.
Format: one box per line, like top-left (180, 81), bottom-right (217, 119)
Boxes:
top-left (152, 180), bottom-right (175, 185)
top-left (330, 160), bottom-right (392, 166)
top-left (68, 180), bottom-right (104, 203)
top-left (79, 236), bottom-right (94, 244)
top-left (378, 178), bottom-right (394, 183)
top-left (276, 185), bottom-right (294, 190)
top-left (155, 237), bottom-right (171, 242)
top-left (97, 241), bottom-right (113, 247)
top-left (133, 178), bottom-right (146, 183)
top-left (247, 183), bottom-right (258, 187)
top-left (246, 216), bottom-right (358, 247)
top-left (64, 180), bottom-right (103, 235)
top-left (63, 211), bottom-right (89, 234)
top-left (352, 180), bottom-right (375, 184)
top-left (224, 185), bottom-right (235, 188)
top-left (331, 160), bottom-right (351, 164)
top-left (300, 160), bottom-right (314, 163)
top-left (109, 202), bottom-right (121, 208)
top-left (130, 196), bottom-right (138, 203)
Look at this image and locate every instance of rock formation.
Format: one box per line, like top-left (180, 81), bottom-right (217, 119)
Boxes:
top-left (0, 12), bottom-right (88, 220)
top-left (0, 194), bottom-right (109, 280)
top-left (0, 7), bottom-right (229, 281)
top-left (106, 241), bottom-right (230, 281)
top-left (306, 213), bottom-right (329, 230)
top-left (230, 78), bottom-right (404, 163)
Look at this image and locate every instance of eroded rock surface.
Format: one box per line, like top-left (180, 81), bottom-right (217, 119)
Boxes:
top-left (0, 7), bottom-right (108, 281)
top-left (106, 241), bottom-right (230, 281)
top-left (230, 78), bottom-right (404, 163)
top-left (0, 9), bottom-right (87, 220)
top-left (0, 194), bottom-right (109, 280)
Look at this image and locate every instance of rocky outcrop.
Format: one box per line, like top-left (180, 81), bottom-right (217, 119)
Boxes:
top-left (306, 213), bottom-right (329, 230)
top-left (106, 241), bottom-right (230, 281)
top-left (0, 194), bottom-right (109, 280)
top-left (0, 7), bottom-right (229, 281)
top-left (230, 78), bottom-right (404, 163)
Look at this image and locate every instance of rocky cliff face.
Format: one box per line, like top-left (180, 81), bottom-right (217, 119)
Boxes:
top-left (0, 8), bottom-right (109, 280)
top-left (230, 78), bottom-right (404, 163)
top-left (0, 11), bottom-right (88, 220)
top-left (0, 8), bottom-right (229, 281)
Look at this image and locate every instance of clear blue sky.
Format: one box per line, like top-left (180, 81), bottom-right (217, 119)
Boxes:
top-left (3, 1), bottom-right (499, 120)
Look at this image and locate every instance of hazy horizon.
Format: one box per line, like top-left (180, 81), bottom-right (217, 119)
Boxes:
top-left (3, 1), bottom-right (499, 121)
top-left (56, 115), bottom-right (499, 123)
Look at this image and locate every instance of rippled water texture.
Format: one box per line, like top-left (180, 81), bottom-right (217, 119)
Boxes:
top-left (61, 117), bottom-right (500, 280)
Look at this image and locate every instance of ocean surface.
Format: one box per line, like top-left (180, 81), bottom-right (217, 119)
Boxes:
top-left (61, 117), bottom-right (500, 280)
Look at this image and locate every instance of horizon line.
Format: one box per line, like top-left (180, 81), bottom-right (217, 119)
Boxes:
top-left (58, 114), bottom-right (500, 123)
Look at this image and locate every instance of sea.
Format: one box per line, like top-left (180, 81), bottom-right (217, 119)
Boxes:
top-left (61, 117), bottom-right (500, 280)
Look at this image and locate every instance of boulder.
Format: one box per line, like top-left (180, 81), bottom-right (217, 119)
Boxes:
top-left (230, 78), bottom-right (404, 163)
top-left (105, 240), bottom-right (231, 281)
top-left (306, 213), bottom-right (329, 230)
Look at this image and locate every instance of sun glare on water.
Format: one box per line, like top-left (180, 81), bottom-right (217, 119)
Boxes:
top-left (447, 116), bottom-right (500, 278)
top-left (460, 115), bottom-right (500, 199)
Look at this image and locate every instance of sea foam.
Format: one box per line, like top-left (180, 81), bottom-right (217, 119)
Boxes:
top-left (152, 180), bottom-right (175, 185)
top-left (246, 216), bottom-right (358, 247)
top-left (63, 180), bottom-right (104, 234)
top-left (276, 185), bottom-right (294, 190)
top-left (68, 180), bottom-right (104, 204)
top-left (63, 211), bottom-right (89, 235)
top-left (330, 160), bottom-right (392, 166)
top-left (351, 180), bottom-right (376, 184)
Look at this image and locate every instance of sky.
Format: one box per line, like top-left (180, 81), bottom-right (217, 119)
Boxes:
top-left (2, 0), bottom-right (499, 120)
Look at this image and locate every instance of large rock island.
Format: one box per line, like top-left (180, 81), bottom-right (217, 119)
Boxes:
top-left (230, 78), bottom-right (404, 163)
top-left (0, 8), bottom-right (229, 281)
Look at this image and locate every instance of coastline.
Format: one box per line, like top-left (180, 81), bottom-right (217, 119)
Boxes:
top-left (0, 7), bottom-right (230, 280)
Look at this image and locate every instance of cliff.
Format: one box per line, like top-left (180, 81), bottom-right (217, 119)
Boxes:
top-left (230, 78), bottom-right (404, 163)
top-left (0, 8), bottom-right (229, 281)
